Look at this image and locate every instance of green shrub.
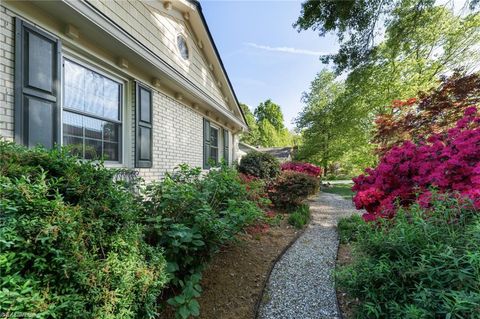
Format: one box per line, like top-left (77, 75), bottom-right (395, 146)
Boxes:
top-left (288, 204), bottom-right (310, 228)
top-left (269, 171), bottom-right (319, 208)
top-left (0, 141), bottom-right (167, 318)
top-left (238, 151), bottom-right (280, 179)
top-left (337, 195), bottom-right (480, 318)
top-left (142, 164), bottom-right (262, 318)
top-left (337, 215), bottom-right (365, 243)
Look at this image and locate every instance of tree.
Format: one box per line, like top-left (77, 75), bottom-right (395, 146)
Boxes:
top-left (294, 0), bottom-right (479, 73)
top-left (295, 3), bottom-right (480, 176)
top-left (254, 99), bottom-right (286, 131)
top-left (295, 70), bottom-right (375, 175)
top-left (374, 72), bottom-right (480, 154)
top-left (240, 100), bottom-right (296, 147)
top-left (239, 103), bottom-right (261, 146)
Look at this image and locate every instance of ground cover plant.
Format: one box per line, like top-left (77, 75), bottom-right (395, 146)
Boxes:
top-left (0, 141), bottom-right (168, 318)
top-left (337, 195), bottom-right (480, 318)
top-left (287, 204), bottom-right (310, 229)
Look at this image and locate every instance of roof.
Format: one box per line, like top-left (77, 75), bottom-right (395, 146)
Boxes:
top-left (257, 147), bottom-right (294, 160)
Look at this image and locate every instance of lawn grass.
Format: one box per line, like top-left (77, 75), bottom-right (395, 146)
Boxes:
top-left (321, 183), bottom-right (354, 200)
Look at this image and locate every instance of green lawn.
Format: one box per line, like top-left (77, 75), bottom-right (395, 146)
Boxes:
top-left (321, 183), bottom-right (354, 200)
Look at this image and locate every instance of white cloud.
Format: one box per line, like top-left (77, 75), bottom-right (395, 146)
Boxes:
top-left (245, 42), bottom-right (329, 56)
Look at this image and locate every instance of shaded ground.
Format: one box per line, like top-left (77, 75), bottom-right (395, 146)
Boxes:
top-left (197, 216), bottom-right (299, 319)
top-left (258, 193), bottom-right (361, 319)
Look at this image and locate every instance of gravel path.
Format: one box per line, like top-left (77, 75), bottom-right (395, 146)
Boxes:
top-left (258, 192), bottom-right (361, 319)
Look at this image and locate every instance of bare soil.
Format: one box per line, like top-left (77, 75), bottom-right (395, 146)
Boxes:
top-left (197, 216), bottom-right (299, 319)
top-left (336, 243), bottom-right (359, 319)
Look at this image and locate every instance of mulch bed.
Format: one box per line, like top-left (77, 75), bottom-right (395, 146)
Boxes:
top-left (196, 216), bottom-right (299, 319)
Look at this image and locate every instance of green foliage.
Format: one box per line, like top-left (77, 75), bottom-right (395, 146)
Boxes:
top-left (269, 171), bottom-right (319, 208)
top-left (240, 100), bottom-right (296, 147)
top-left (288, 204), bottom-right (310, 229)
top-left (337, 196), bottom-right (480, 318)
top-left (0, 141), bottom-right (167, 318)
top-left (238, 151), bottom-right (280, 179)
top-left (295, 70), bottom-right (376, 176)
top-left (294, 0), bottom-right (480, 73)
top-left (295, 4), bottom-right (480, 177)
top-left (337, 215), bottom-right (365, 244)
top-left (142, 164), bottom-right (263, 317)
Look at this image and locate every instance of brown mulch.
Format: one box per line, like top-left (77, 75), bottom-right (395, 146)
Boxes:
top-left (197, 216), bottom-right (299, 319)
top-left (336, 243), bottom-right (360, 319)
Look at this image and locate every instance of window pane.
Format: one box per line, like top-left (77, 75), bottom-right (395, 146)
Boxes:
top-left (64, 61), bottom-right (85, 111)
top-left (103, 142), bottom-right (119, 161)
top-left (210, 147), bottom-right (218, 163)
top-left (63, 111), bottom-right (83, 137)
top-left (84, 70), bottom-right (104, 116)
top-left (85, 139), bottom-right (102, 160)
top-left (63, 135), bottom-right (83, 158)
top-left (140, 88), bottom-right (151, 123)
top-left (84, 116), bottom-right (103, 140)
top-left (104, 78), bottom-right (120, 120)
top-left (210, 128), bottom-right (218, 147)
top-left (103, 122), bottom-right (119, 142)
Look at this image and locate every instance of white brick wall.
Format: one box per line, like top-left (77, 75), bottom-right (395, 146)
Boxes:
top-left (0, 6), bottom-right (15, 141)
top-left (135, 89), bottom-right (204, 182)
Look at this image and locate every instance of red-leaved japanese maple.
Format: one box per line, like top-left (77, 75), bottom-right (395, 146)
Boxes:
top-left (374, 73), bottom-right (480, 155)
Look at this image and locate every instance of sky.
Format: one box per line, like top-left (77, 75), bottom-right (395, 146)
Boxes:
top-left (201, 1), bottom-right (339, 130)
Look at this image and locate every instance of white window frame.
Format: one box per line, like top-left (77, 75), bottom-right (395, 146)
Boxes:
top-left (60, 53), bottom-right (128, 166)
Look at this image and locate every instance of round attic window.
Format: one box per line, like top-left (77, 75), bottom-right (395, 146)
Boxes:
top-left (177, 35), bottom-right (189, 60)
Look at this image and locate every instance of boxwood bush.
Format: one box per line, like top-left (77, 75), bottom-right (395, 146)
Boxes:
top-left (238, 151), bottom-right (280, 179)
top-left (0, 141), bottom-right (167, 318)
top-left (337, 194), bottom-right (480, 318)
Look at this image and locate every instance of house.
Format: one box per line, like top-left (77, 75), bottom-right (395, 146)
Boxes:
top-left (238, 142), bottom-right (295, 163)
top-left (0, 0), bottom-right (248, 181)
top-left (237, 141), bottom-right (258, 162)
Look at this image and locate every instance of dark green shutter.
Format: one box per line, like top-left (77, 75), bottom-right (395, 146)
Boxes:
top-left (203, 118), bottom-right (211, 169)
top-left (15, 18), bottom-right (61, 148)
top-left (223, 128), bottom-right (229, 164)
top-left (135, 83), bottom-right (153, 168)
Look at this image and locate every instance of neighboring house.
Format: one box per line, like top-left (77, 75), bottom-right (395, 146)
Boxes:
top-left (237, 142), bottom-right (294, 163)
top-left (237, 141), bottom-right (258, 163)
top-left (0, 0), bottom-right (248, 181)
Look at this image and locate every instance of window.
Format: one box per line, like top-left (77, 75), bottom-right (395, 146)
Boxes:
top-left (177, 35), bottom-right (189, 60)
top-left (203, 118), bottom-right (220, 168)
top-left (62, 59), bottom-right (122, 161)
top-left (210, 126), bottom-right (219, 164)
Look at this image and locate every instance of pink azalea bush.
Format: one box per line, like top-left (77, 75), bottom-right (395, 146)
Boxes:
top-left (353, 107), bottom-right (480, 221)
top-left (281, 161), bottom-right (322, 177)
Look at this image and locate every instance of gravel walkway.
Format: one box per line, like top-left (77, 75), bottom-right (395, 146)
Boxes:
top-left (258, 192), bottom-right (361, 319)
